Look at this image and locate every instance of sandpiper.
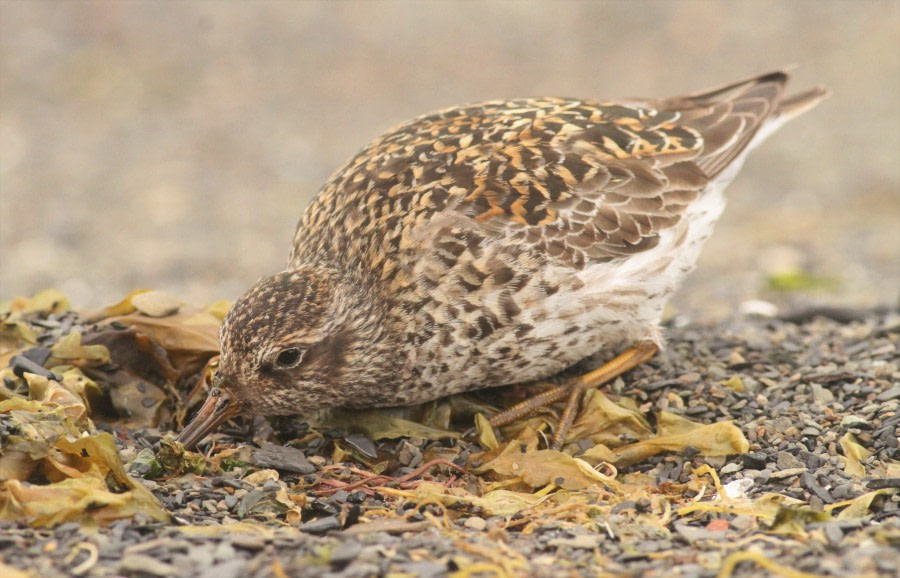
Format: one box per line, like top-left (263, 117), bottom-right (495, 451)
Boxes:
top-left (178, 71), bottom-right (828, 450)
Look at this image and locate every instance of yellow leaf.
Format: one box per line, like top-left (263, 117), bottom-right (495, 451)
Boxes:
top-left (720, 375), bottom-right (746, 392)
top-left (412, 480), bottom-right (548, 517)
top-left (677, 493), bottom-right (804, 523)
top-left (1, 289), bottom-right (70, 350)
top-left (474, 489), bottom-right (549, 517)
top-left (106, 312), bottom-right (220, 355)
top-left (24, 373), bottom-right (86, 422)
top-left (1, 476), bottom-right (165, 527)
top-left (85, 289), bottom-right (152, 321)
top-left (718, 550), bottom-right (827, 578)
top-left (205, 300), bottom-right (232, 321)
top-left (0, 289), bottom-right (70, 317)
top-left (49, 332), bottom-right (111, 366)
top-left (826, 489), bottom-right (895, 520)
top-left (474, 427), bottom-right (621, 491)
top-left (475, 413), bottom-right (499, 450)
top-left (0, 432), bottom-right (168, 527)
top-left (602, 415), bottom-right (749, 468)
top-left (567, 390), bottom-right (653, 447)
top-left (243, 469), bottom-right (280, 485)
top-left (0, 450), bottom-right (37, 482)
top-left (768, 504), bottom-right (831, 535)
top-left (130, 290), bottom-right (183, 317)
top-left (839, 432), bottom-right (872, 478)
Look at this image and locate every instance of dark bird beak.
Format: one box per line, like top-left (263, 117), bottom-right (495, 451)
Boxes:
top-left (177, 386), bottom-right (239, 449)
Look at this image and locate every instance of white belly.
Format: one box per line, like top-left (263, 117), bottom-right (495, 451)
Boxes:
top-left (407, 184), bottom-right (727, 396)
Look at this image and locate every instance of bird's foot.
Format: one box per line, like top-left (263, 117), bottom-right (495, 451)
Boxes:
top-left (485, 341), bottom-right (659, 450)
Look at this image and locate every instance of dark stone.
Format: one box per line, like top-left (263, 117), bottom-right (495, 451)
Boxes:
top-left (9, 354), bottom-right (62, 382)
top-left (329, 541), bottom-right (362, 568)
top-left (742, 452), bottom-right (768, 470)
top-left (344, 433), bottom-right (378, 460)
top-left (250, 442), bottom-right (316, 475)
top-left (300, 515), bottom-right (341, 535)
top-left (866, 478), bottom-right (900, 490)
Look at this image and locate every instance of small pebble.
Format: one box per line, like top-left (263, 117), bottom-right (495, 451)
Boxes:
top-left (118, 554), bottom-right (180, 577)
top-left (463, 517), bottom-right (487, 531)
top-left (300, 515), bottom-right (342, 535)
top-left (329, 541), bottom-right (363, 567)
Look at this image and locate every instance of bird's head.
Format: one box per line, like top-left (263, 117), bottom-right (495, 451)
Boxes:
top-left (177, 266), bottom-right (382, 448)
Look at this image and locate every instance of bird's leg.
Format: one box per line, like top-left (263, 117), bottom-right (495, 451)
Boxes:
top-left (488, 341), bottom-right (659, 450)
top-left (552, 385), bottom-right (583, 450)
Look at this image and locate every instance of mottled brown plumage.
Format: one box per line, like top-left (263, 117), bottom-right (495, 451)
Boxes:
top-left (178, 71), bottom-right (828, 448)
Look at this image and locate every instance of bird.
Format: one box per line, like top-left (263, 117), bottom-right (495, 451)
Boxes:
top-left (177, 70), bottom-right (828, 450)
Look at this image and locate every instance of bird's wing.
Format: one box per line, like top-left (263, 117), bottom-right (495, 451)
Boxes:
top-left (291, 71), bottom-right (826, 276)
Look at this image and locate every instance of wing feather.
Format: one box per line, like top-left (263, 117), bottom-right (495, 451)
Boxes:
top-left (290, 71), bottom-right (827, 283)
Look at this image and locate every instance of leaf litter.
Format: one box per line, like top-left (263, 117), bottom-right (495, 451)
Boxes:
top-left (0, 289), bottom-right (897, 577)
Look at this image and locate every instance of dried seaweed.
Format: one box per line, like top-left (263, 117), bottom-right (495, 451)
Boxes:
top-left (1, 289), bottom-right (896, 578)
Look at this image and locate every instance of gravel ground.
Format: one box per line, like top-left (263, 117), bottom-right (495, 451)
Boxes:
top-left (2, 305), bottom-right (897, 578)
top-left (2, 3), bottom-right (898, 577)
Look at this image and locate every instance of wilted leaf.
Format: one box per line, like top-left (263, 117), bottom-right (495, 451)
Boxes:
top-left (0, 450), bottom-right (36, 482)
top-left (768, 504), bottom-right (831, 534)
top-left (0, 432), bottom-right (168, 527)
top-left (130, 290), bottom-right (183, 318)
top-left (418, 400), bottom-right (453, 432)
top-left (0, 397), bottom-right (84, 460)
top-left (103, 307), bottom-right (221, 380)
top-left (474, 427), bottom-right (620, 491)
top-left (1, 289), bottom-right (70, 318)
top-left (566, 390), bottom-right (653, 447)
top-left (678, 491), bottom-right (805, 524)
top-left (412, 480), bottom-right (549, 517)
top-left (827, 489), bottom-right (895, 520)
top-left (0, 290), bottom-right (69, 354)
top-left (49, 332), bottom-right (111, 366)
top-left (243, 468), bottom-right (280, 485)
top-left (56, 366), bottom-right (105, 412)
top-left (23, 373), bottom-right (87, 423)
top-left (55, 433), bottom-right (148, 488)
top-left (107, 310), bottom-right (219, 353)
top-left (209, 445), bottom-right (254, 471)
top-left (2, 475), bottom-right (165, 528)
top-left (85, 289), bottom-right (152, 321)
top-left (475, 413), bottom-right (499, 450)
top-left (475, 489), bottom-right (550, 517)
top-left (237, 469), bottom-right (303, 523)
top-left (204, 300), bottom-right (232, 321)
top-left (109, 377), bottom-right (168, 428)
top-left (583, 413), bottom-right (749, 468)
top-left (720, 376), bottom-right (746, 392)
top-left (76, 324), bottom-right (184, 427)
top-left (839, 432), bottom-right (872, 478)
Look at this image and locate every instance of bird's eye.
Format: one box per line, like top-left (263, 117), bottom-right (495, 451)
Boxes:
top-left (275, 348), bottom-right (303, 368)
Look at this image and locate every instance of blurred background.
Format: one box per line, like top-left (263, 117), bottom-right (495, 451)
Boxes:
top-left (1, 1), bottom-right (897, 320)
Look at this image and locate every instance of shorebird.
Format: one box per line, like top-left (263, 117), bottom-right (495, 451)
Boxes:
top-left (178, 70), bottom-right (828, 450)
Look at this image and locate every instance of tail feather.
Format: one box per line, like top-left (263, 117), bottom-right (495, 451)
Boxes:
top-left (775, 85), bottom-right (831, 119)
top-left (658, 70), bottom-right (829, 180)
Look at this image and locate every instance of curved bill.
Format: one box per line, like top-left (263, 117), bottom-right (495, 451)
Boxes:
top-left (177, 387), bottom-right (239, 449)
